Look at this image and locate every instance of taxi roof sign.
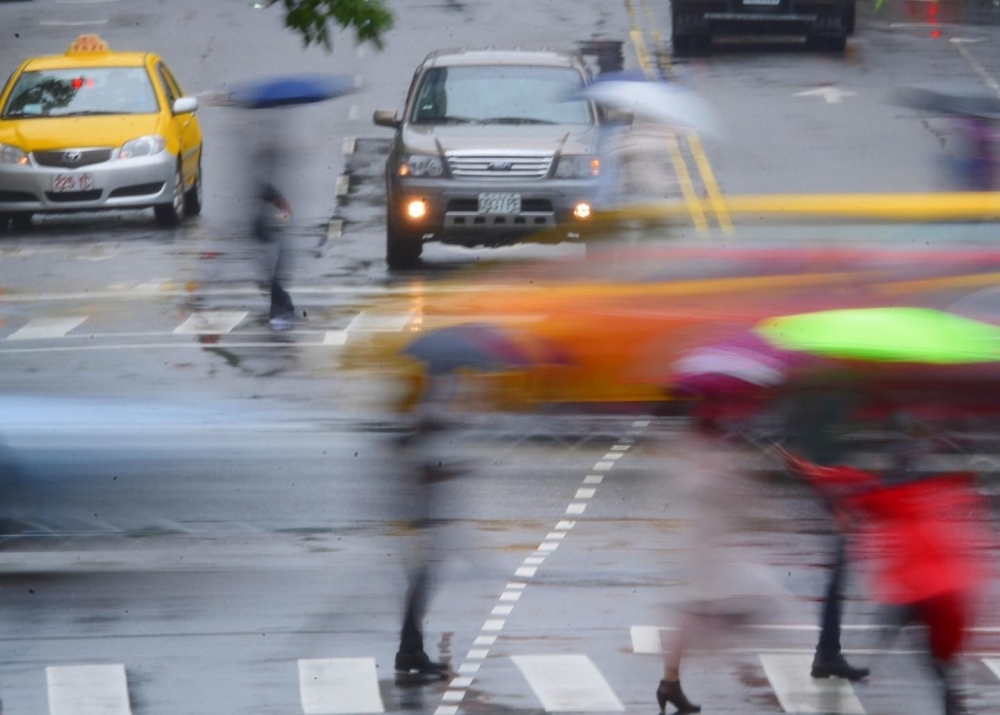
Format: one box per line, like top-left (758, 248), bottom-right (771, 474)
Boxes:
top-left (66, 35), bottom-right (110, 55)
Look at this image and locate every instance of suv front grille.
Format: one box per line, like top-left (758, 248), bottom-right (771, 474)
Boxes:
top-left (33, 148), bottom-right (114, 168)
top-left (446, 152), bottom-right (554, 180)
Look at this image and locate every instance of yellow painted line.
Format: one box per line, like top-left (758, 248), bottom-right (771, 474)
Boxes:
top-left (624, 0), bottom-right (708, 232)
top-left (639, 0), bottom-right (668, 65)
top-left (688, 134), bottom-right (733, 232)
top-left (715, 192), bottom-right (1000, 218)
top-left (603, 192), bottom-right (1000, 222)
top-left (636, 0), bottom-right (732, 233)
top-left (664, 133), bottom-right (709, 231)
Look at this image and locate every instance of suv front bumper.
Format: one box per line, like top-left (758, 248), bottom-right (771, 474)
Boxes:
top-left (391, 177), bottom-right (601, 247)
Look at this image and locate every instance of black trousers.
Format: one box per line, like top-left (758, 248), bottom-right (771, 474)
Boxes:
top-left (268, 245), bottom-right (295, 318)
top-left (400, 565), bottom-right (430, 654)
top-left (817, 535), bottom-right (847, 660)
top-left (269, 275), bottom-right (295, 317)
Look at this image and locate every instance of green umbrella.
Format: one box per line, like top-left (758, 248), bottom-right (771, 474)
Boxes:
top-left (755, 307), bottom-right (1000, 364)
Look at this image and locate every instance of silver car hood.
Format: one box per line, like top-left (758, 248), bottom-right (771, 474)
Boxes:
top-left (401, 124), bottom-right (599, 156)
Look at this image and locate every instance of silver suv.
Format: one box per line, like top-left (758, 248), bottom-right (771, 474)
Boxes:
top-left (374, 49), bottom-right (602, 269)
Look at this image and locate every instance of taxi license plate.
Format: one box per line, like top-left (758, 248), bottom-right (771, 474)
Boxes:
top-left (53, 173), bottom-right (94, 192)
top-left (478, 192), bottom-right (521, 214)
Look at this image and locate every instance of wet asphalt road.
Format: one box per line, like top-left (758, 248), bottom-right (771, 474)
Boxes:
top-left (3, 0), bottom-right (1000, 714)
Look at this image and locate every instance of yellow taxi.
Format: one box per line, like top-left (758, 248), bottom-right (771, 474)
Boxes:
top-left (0, 35), bottom-right (203, 230)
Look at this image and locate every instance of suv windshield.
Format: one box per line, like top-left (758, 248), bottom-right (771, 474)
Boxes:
top-left (411, 65), bottom-right (592, 126)
top-left (2, 67), bottom-right (159, 119)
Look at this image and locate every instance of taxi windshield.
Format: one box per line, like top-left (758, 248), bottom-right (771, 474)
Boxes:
top-left (411, 65), bottom-right (592, 125)
top-left (1, 67), bottom-right (159, 119)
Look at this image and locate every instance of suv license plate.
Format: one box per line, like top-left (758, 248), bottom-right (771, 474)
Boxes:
top-left (478, 192), bottom-right (521, 214)
top-left (743, 0), bottom-right (781, 4)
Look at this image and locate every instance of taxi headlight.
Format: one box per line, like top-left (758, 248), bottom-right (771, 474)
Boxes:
top-left (555, 155), bottom-right (600, 179)
top-left (400, 155), bottom-right (444, 178)
top-left (0, 143), bottom-right (29, 166)
top-left (119, 135), bottom-right (166, 160)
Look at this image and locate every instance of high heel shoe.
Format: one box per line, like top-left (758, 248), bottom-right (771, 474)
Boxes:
top-left (656, 679), bottom-right (701, 714)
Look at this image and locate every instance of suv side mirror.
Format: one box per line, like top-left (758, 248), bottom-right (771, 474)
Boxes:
top-left (604, 108), bottom-right (633, 126)
top-left (173, 97), bottom-right (199, 114)
top-left (373, 110), bottom-right (400, 128)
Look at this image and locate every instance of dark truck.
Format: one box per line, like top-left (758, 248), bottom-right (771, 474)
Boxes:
top-left (671, 0), bottom-right (856, 53)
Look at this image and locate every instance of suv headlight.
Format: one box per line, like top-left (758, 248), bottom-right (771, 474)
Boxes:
top-left (0, 143), bottom-right (29, 166)
top-left (555, 155), bottom-right (600, 179)
top-left (399, 155), bottom-right (444, 178)
top-left (120, 135), bottom-right (167, 160)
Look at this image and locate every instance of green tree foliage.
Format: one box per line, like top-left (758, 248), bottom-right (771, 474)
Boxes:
top-left (268, 0), bottom-right (394, 51)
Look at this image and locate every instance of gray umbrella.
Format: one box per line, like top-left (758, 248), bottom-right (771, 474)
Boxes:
top-left (896, 84), bottom-right (1000, 119)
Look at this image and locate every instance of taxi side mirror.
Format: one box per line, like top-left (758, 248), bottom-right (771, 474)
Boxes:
top-left (373, 110), bottom-right (400, 128)
top-left (173, 97), bottom-right (199, 115)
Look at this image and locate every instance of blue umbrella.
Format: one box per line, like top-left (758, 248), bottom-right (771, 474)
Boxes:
top-left (229, 73), bottom-right (357, 109)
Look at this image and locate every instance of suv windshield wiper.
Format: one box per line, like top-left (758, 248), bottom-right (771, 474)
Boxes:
top-left (417, 115), bottom-right (483, 124)
top-left (483, 117), bottom-right (557, 125)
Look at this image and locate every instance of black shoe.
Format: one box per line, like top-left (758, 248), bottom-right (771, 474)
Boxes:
top-left (656, 679), bottom-right (701, 714)
top-left (394, 650), bottom-right (449, 674)
top-left (945, 688), bottom-right (967, 715)
top-left (811, 654), bottom-right (870, 681)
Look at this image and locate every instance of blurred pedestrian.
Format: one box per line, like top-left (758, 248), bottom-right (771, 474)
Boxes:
top-left (784, 410), bottom-right (991, 715)
top-left (392, 372), bottom-right (465, 676)
top-left (655, 410), bottom-right (784, 714)
top-left (777, 392), bottom-right (870, 682)
top-left (950, 114), bottom-right (998, 191)
top-left (251, 139), bottom-right (299, 331)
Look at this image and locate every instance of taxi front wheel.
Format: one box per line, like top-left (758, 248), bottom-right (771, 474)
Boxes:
top-left (154, 162), bottom-right (186, 228)
top-left (0, 213), bottom-right (31, 234)
top-left (184, 159), bottom-right (203, 216)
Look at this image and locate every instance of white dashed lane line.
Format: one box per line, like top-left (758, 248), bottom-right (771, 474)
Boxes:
top-left (434, 421), bottom-right (651, 715)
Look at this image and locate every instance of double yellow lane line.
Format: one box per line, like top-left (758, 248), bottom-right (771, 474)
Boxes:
top-left (622, 0), bottom-right (733, 233)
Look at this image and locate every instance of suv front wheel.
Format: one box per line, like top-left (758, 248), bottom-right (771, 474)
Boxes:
top-left (386, 209), bottom-right (423, 270)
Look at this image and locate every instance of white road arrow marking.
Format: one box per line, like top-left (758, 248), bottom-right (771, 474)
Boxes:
top-left (794, 87), bottom-right (857, 104)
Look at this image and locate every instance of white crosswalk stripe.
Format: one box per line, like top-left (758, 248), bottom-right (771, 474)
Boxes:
top-left (13, 649), bottom-right (1000, 714)
top-left (173, 311), bottom-right (248, 334)
top-left (760, 654), bottom-right (866, 714)
top-left (344, 310), bottom-right (415, 332)
top-left (511, 654), bottom-right (624, 712)
top-left (984, 657), bottom-right (1000, 680)
top-left (298, 658), bottom-right (384, 714)
top-left (8, 317), bottom-right (87, 340)
top-left (630, 625), bottom-right (671, 654)
top-left (46, 664), bottom-right (132, 715)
